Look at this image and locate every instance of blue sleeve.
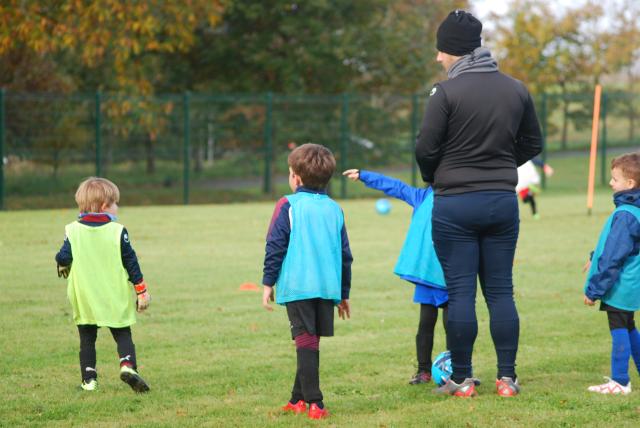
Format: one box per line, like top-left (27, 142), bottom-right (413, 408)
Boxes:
top-left (415, 85), bottom-right (448, 183)
top-left (55, 236), bottom-right (73, 266)
top-left (262, 198), bottom-right (291, 286)
top-left (359, 170), bottom-right (429, 208)
top-left (121, 228), bottom-right (143, 285)
top-left (341, 223), bottom-right (353, 300)
top-left (586, 211), bottom-right (640, 300)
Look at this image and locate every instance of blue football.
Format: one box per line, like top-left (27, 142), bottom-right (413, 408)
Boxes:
top-left (375, 198), bottom-right (391, 215)
top-left (431, 350), bottom-right (452, 386)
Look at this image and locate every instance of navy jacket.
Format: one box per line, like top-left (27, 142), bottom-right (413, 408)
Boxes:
top-left (585, 189), bottom-right (640, 301)
top-left (55, 213), bottom-right (144, 285)
top-left (262, 187), bottom-right (353, 300)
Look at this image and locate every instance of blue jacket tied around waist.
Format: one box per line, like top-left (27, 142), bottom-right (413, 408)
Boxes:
top-left (585, 189), bottom-right (640, 311)
top-left (359, 171), bottom-right (447, 306)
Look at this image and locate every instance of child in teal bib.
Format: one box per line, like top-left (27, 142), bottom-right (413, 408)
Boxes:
top-left (584, 153), bottom-right (640, 395)
top-left (344, 168), bottom-right (447, 386)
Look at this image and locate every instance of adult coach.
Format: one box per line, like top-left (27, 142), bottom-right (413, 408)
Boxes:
top-left (415, 10), bottom-right (542, 397)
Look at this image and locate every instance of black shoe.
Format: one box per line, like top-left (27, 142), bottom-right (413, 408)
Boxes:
top-left (409, 371), bottom-right (432, 385)
top-left (120, 366), bottom-right (150, 393)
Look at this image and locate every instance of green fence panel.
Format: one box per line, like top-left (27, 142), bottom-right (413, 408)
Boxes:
top-left (2, 89), bottom-right (639, 210)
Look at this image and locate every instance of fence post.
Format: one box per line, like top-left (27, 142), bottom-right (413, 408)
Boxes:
top-left (340, 93), bottom-right (350, 199)
top-left (540, 92), bottom-right (548, 190)
top-left (263, 92), bottom-right (273, 194)
top-left (183, 92), bottom-right (191, 205)
top-left (95, 91), bottom-right (102, 177)
top-left (411, 93), bottom-right (419, 187)
top-left (0, 88), bottom-right (4, 210)
top-left (600, 92), bottom-right (608, 186)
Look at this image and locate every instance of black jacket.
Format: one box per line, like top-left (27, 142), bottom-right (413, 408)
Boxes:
top-left (415, 70), bottom-right (543, 195)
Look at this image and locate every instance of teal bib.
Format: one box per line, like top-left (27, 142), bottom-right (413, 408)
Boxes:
top-left (393, 190), bottom-right (445, 288)
top-left (585, 205), bottom-right (640, 311)
top-left (276, 192), bottom-right (343, 305)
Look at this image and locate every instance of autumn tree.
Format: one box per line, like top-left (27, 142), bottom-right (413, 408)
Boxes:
top-left (487, 0), bottom-right (620, 148)
top-left (605, 1), bottom-right (640, 142)
top-left (0, 0), bottom-right (223, 173)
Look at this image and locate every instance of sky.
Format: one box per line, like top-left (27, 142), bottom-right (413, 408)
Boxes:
top-left (470, 0), bottom-right (589, 29)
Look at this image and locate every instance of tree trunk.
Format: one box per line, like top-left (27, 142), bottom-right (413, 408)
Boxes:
top-left (145, 133), bottom-right (155, 174)
top-left (194, 137), bottom-right (203, 173)
top-left (628, 70), bottom-right (636, 144)
top-left (560, 83), bottom-right (569, 150)
top-left (52, 148), bottom-right (60, 179)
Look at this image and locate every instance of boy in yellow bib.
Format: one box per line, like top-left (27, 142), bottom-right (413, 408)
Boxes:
top-left (55, 177), bottom-right (151, 392)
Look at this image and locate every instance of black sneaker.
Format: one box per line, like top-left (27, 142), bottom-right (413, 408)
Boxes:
top-left (120, 366), bottom-right (150, 393)
top-left (409, 371), bottom-right (432, 385)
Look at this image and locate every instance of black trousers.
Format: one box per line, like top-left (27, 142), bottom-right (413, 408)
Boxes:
top-left (522, 193), bottom-right (537, 215)
top-left (77, 324), bottom-right (137, 381)
top-left (416, 304), bottom-right (448, 372)
top-left (433, 191), bottom-right (520, 381)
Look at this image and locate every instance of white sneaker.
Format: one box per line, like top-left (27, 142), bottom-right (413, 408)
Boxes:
top-left (81, 379), bottom-right (97, 391)
top-left (587, 377), bottom-right (631, 395)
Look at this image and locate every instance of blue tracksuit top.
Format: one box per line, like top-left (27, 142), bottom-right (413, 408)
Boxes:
top-left (262, 187), bottom-right (353, 305)
top-left (585, 189), bottom-right (640, 311)
top-left (359, 170), bottom-right (447, 306)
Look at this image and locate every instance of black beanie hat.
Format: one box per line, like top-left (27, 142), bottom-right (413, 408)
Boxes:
top-left (436, 10), bottom-right (482, 56)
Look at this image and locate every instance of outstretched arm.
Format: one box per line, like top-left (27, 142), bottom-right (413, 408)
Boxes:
top-left (344, 169), bottom-right (428, 208)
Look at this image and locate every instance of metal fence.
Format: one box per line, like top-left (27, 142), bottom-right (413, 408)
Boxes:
top-left (0, 89), bottom-right (638, 210)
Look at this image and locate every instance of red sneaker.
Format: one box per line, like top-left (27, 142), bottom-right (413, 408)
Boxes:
top-left (496, 377), bottom-right (520, 397)
top-left (282, 400), bottom-right (306, 414)
top-left (308, 403), bottom-right (329, 419)
top-left (434, 378), bottom-right (477, 397)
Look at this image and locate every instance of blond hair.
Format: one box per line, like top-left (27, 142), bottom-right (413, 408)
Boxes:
top-left (75, 177), bottom-right (120, 213)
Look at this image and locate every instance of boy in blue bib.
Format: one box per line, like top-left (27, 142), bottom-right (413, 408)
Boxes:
top-left (344, 169), bottom-right (447, 385)
top-left (262, 144), bottom-right (353, 420)
top-left (584, 152), bottom-right (640, 395)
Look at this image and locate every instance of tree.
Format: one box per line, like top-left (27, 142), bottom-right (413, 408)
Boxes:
top-left (183, 0), bottom-right (467, 95)
top-left (605, 1), bottom-right (640, 143)
top-left (488, 0), bottom-right (614, 148)
top-left (0, 0), bottom-right (224, 173)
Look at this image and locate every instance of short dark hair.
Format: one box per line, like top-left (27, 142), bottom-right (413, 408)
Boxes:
top-left (288, 143), bottom-right (336, 190)
top-left (611, 152), bottom-right (640, 188)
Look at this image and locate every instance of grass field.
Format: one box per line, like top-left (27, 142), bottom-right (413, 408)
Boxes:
top-left (2, 173), bottom-right (640, 426)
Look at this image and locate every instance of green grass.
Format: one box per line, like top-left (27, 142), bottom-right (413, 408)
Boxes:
top-left (2, 182), bottom-right (640, 427)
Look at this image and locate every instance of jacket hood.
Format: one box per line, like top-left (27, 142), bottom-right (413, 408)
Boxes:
top-left (614, 188), bottom-right (640, 208)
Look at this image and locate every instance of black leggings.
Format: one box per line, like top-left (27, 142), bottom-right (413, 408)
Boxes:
top-left (433, 192), bottom-right (520, 381)
top-left (77, 325), bottom-right (137, 381)
top-left (416, 304), bottom-right (448, 372)
top-left (522, 194), bottom-right (537, 215)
